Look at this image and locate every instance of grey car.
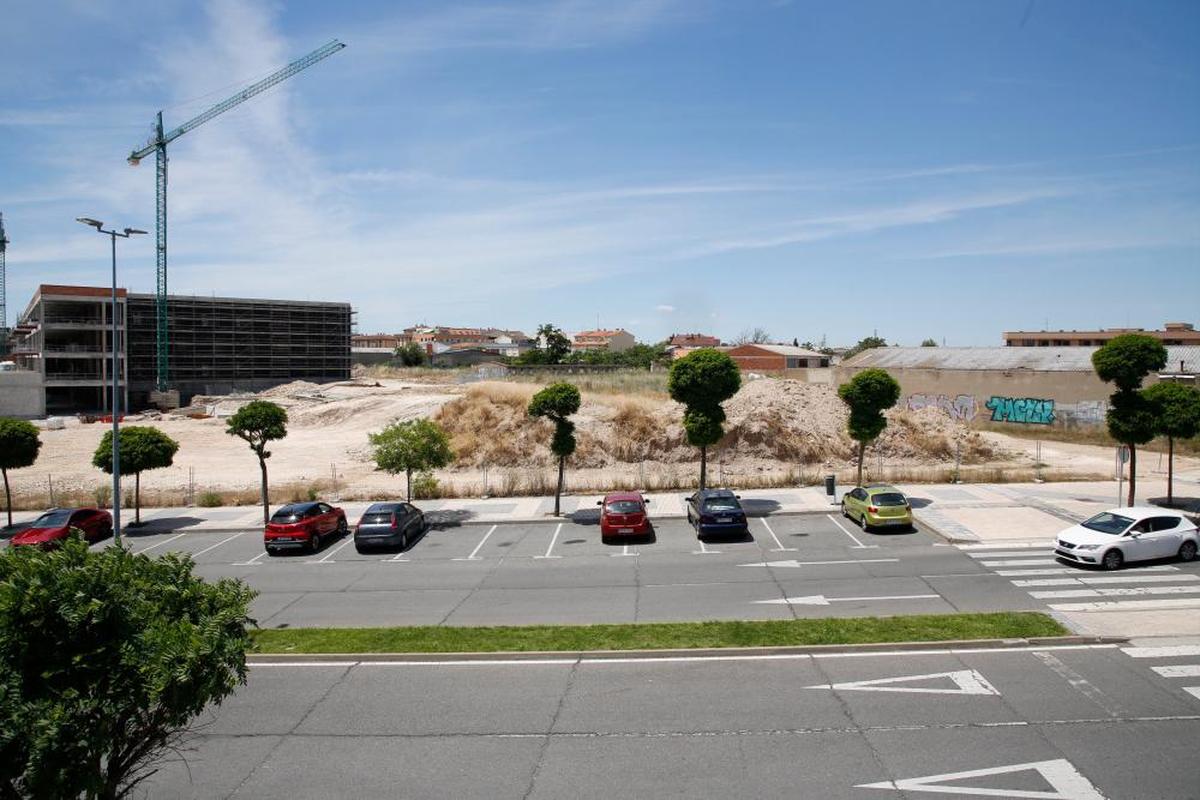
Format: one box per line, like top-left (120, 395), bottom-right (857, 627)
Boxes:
top-left (354, 502), bottom-right (425, 552)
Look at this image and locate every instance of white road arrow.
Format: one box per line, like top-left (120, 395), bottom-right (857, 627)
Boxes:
top-left (857, 758), bottom-right (1106, 799)
top-left (807, 669), bottom-right (999, 696)
top-left (738, 558), bottom-right (899, 568)
top-left (756, 593), bottom-right (938, 606)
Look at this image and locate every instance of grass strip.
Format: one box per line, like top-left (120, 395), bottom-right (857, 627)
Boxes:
top-left (250, 612), bottom-right (1066, 654)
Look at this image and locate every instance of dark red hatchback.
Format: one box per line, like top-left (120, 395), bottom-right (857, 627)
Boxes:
top-left (597, 492), bottom-right (651, 543)
top-left (9, 508), bottom-right (113, 548)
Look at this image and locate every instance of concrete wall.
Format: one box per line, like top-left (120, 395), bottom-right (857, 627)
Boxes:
top-left (0, 371), bottom-right (46, 418)
top-left (832, 365), bottom-right (1116, 426)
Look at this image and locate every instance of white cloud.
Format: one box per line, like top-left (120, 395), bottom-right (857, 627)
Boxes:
top-left (655, 304), bottom-right (676, 312)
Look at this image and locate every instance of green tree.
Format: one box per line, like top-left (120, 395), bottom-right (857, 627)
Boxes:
top-left (844, 335), bottom-right (888, 359)
top-left (527, 383), bottom-right (582, 516)
top-left (369, 418), bottom-right (455, 501)
top-left (394, 342), bottom-right (426, 367)
top-left (92, 426), bottom-right (180, 525)
top-left (1092, 334), bottom-right (1168, 505)
top-left (668, 349), bottom-right (741, 489)
top-left (1143, 382), bottom-right (1200, 506)
top-left (0, 418), bottom-right (40, 529)
top-left (536, 324), bottom-right (573, 364)
top-left (838, 368), bottom-right (902, 486)
top-left (225, 400), bottom-right (289, 525)
top-left (733, 327), bottom-right (771, 345)
top-left (920, 338), bottom-right (938, 347)
top-left (0, 536), bottom-right (255, 799)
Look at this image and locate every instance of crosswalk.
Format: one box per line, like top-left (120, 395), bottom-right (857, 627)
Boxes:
top-left (957, 543), bottom-right (1200, 613)
top-left (1120, 644), bottom-right (1200, 701)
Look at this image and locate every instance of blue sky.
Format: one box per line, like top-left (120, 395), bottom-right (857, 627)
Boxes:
top-left (2, 0), bottom-right (1197, 345)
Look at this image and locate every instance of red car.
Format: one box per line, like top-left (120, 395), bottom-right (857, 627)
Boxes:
top-left (9, 507), bottom-right (113, 548)
top-left (264, 501), bottom-right (347, 555)
top-left (597, 492), bottom-right (652, 543)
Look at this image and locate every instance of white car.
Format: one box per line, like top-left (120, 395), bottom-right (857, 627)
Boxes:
top-left (1055, 507), bottom-right (1199, 570)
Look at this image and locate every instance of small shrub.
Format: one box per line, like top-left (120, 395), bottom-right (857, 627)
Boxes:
top-left (197, 491), bottom-right (223, 508)
top-left (411, 471), bottom-right (441, 500)
top-left (92, 483), bottom-right (112, 509)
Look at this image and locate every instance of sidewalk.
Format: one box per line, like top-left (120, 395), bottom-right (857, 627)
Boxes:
top-left (4, 475), bottom-right (1197, 543)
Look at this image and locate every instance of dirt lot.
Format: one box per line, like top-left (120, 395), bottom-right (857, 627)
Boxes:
top-left (7, 373), bottom-right (1154, 509)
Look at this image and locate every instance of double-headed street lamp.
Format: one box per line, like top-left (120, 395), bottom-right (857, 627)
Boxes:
top-left (76, 218), bottom-right (147, 546)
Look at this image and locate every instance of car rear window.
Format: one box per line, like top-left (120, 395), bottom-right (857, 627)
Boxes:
top-left (872, 493), bottom-right (907, 506)
top-left (1081, 512), bottom-right (1133, 535)
top-left (605, 500), bottom-right (642, 514)
top-left (704, 498), bottom-right (741, 513)
top-left (34, 510), bottom-right (72, 526)
top-left (270, 509), bottom-right (301, 523)
top-left (362, 512), bottom-right (393, 525)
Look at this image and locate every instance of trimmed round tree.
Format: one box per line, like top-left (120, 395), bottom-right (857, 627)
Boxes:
top-left (837, 368), bottom-right (902, 486)
top-left (369, 418), bottom-right (454, 501)
top-left (527, 382), bottom-right (582, 516)
top-left (668, 349), bottom-right (741, 489)
top-left (92, 426), bottom-right (180, 525)
top-left (0, 418), bottom-right (41, 529)
top-left (1092, 334), bottom-right (1167, 506)
top-left (1143, 381), bottom-right (1200, 506)
top-left (0, 536), bottom-right (255, 799)
top-left (225, 400), bottom-right (289, 525)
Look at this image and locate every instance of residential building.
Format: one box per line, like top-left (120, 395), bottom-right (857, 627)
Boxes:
top-left (1003, 322), bottom-right (1200, 347)
top-left (352, 333), bottom-right (400, 350)
top-left (668, 332), bottom-right (721, 348)
top-left (572, 328), bottom-right (636, 352)
top-left (727, 343), bottom-right (830, 373)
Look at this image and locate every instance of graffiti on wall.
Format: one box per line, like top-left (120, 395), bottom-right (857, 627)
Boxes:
top-left (985, 396), bottom-right (1055, 425)
top-left (906, 393), bottom-right (979, 422)
top-left (1057, 400), bottom-right (1106, 426)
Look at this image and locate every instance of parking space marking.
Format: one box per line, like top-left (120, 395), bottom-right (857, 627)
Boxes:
top-left (191, 531), bottom-right (249, 558)
top-left (693, 538), bottom-right (720, 555)
top-left (1151, 665), bottom-right (1200, 678)
top-left (311, 537), bottom-right (354, 564)
top-left (739, 558), bottom-right (899, 568)
top-left (453, 524), bottom-right (497, 561)
top-left (807, 669), bottom-right (1000, 696)
top-left (857, 758), bottom-right (1107, 799)
top-left (826, 514), bottom-right (879, 549)
top-left (1013, 574), bottom-right (1200, 587)
top-left (978, 558), bottom-right (1060, 567)
top-left (1030, 585), bottom-right (1200, 599)
top-left (758, 518), bottom-right (797, 552)
top-left (534, 523), bottom-right (563, 559)
top-left (612, 544), bottom-right (639, 557)
top-left (1121, 645), bottom-right (1200, 658)
top-left (966, 549), bottom-right (1055, 560)
top-left (756, 593), bottom-right (939, 606)
top-left (233, 550), bottom-right (269, 566)
top-left (383, 551), bottom-right (409, 563)
top-left (132, 532), bottom-right (186, 555)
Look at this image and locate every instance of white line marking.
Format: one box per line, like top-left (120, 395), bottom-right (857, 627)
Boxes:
top-left (534, 523), bottom-right (563, 559)
top-left (826, 514), bottom-right (878, 549)
top-left (1051, 598), bottom-right (1200, 611)
top-left (958, 541), bottom-right (1060, 550)
top-left (133, 532), bottom-right (186, 554)
top-left (856, 758), bottom-right (1107, 799)
top-left (967, 550), bottom-right (1056, 559)
top-left (1152, 665), bottom-right (1200, 678)
top-left (1031, 585), bottom-right (1200, 599)
top-left (251, 661), bottom-right (358, 668)
top-left (233, 550), bottom-right (269, 566)
top-left (997, 565), bottom-right (1179, 576)
top-left (1186, 687), bottom-right (1200, 700)
top-left (611, 543), bottom-right (639, 557)
top-left (385, 549), bottom-right (410, 562)
top-left (1033, 650), bottom-right (1120, 719)
top-left (759, 518), bottom-right (797, 552)
top-left (1014, 574), bottom-right (1200, 587)
top-left (756, 593), bottom-right (939, 606)
top-left (693, 538), bottom-right (720, 555)
top-left (453, 524), bottom-right (497, 561)
top-left (191, 531), bottom-right (248, 558)
top-left (1122, 645), bottom-right (1200, 658)
top-left (738, 558), bottom-right (899, 568)
top-left (312, 537), bottom-right (354, 563)
top-left (359, 659), bottom-right (579, 667)
top-left (807, 669), bottom-right (1000, 696)
top-left (980, 558), bottom-right (1060, 567)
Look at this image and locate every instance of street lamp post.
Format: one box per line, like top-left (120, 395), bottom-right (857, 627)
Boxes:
top-left (76, 218), bottom-right (147, 547)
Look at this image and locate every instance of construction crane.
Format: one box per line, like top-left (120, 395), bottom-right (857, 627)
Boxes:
top-left (0, 212), bottom-right (8, 353)
top-left (129, 39), bottom-right (345, 393)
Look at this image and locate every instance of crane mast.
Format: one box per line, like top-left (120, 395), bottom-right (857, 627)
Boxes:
top-left (128, 39), bottom-right (345, 393)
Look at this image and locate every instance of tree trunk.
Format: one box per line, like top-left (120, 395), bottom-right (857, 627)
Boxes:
top-left (856, 440), bottom-right (865, 487)
top-left (406, 468), bottom-right (412, 502)
top-left (134, 472), bottom-right (141, 524)
top-left (555, 455), bottom-right (565, 516)
top-left (2, 468), bottom-right (10, 529)
top-left (259, 457), bottom-right (270, 525)
top-left (1127, 444), bottom-right (1137, 507)
top-left (699, 445), bottom-right (707, 490)
top-left (1167, 436), bottom-right (1175, 506)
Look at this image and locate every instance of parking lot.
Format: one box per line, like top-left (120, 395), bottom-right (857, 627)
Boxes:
top-left (65, 512), bottom-right (1060, 628)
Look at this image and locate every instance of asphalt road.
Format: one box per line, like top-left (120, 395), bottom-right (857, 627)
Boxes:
top-left (74, 513), bottom-right (1070, 628)
top-left (139, 641), bottom-right (1200, 799)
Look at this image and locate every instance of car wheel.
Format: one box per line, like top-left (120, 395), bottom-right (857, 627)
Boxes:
top-left (840, 501), bottom-right (848, 519)
top-left (354, 543), bottom-right (367, 555)
top-left (401, 529), bottom-right (409, 551)
top-left (859, 512), bottom-right (869, 532)
top-left (1179, 541), bottom-right (1198, 563)
top-left (337, 518), bottom-right (348, 536)
top-left (309, 532), bottom-right (321, 554)
top-left (1101, 548), bottom-right (1124, 571)
top-left (266, 546), bottom-right (279, 557)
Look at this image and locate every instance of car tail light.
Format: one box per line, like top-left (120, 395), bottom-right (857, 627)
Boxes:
top-left (701, 514), bottom-right (715, 523)
top-left (391, 516), bottom-right (398, 529)
top-left (868, 506), bottom-right (878, 514)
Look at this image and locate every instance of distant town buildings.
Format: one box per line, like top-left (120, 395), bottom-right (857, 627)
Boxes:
top-left (1003, 322), bottom-right (1200, 347)
top-left (572, 328), bottom-right (636, 352)
top-left (726, 343), bottom-right (830, 373)
top-left (668, 332), bottom-right (721, 348)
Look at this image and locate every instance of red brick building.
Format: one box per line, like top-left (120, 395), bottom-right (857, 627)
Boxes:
top-left (726, 344), bottom-right (829, 372)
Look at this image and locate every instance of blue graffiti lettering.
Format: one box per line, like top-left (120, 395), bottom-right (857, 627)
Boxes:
top-left (985, 396), bottom-right (1055, 425)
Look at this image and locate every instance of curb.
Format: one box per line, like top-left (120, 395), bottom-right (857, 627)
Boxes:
top-left (246, 635), bottom-right (1127, 664)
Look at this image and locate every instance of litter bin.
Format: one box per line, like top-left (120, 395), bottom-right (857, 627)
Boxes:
top-left (824, 474), bottom-right (836, 497)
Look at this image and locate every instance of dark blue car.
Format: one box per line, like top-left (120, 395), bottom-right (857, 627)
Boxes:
top-left (685, 489), bottom-right (749, 539)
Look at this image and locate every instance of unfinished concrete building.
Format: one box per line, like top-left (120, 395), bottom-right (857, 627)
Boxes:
top-left (8, 285), bottom-right (351, 414)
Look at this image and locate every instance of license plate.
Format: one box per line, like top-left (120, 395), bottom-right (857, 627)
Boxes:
top-left (618, 528), bottom-right (633, 534)
top-left (717, 517), bottom-right (731, 523)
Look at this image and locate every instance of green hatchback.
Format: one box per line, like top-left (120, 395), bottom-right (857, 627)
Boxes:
top-left (841, 484), bottom-right (913, 531)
